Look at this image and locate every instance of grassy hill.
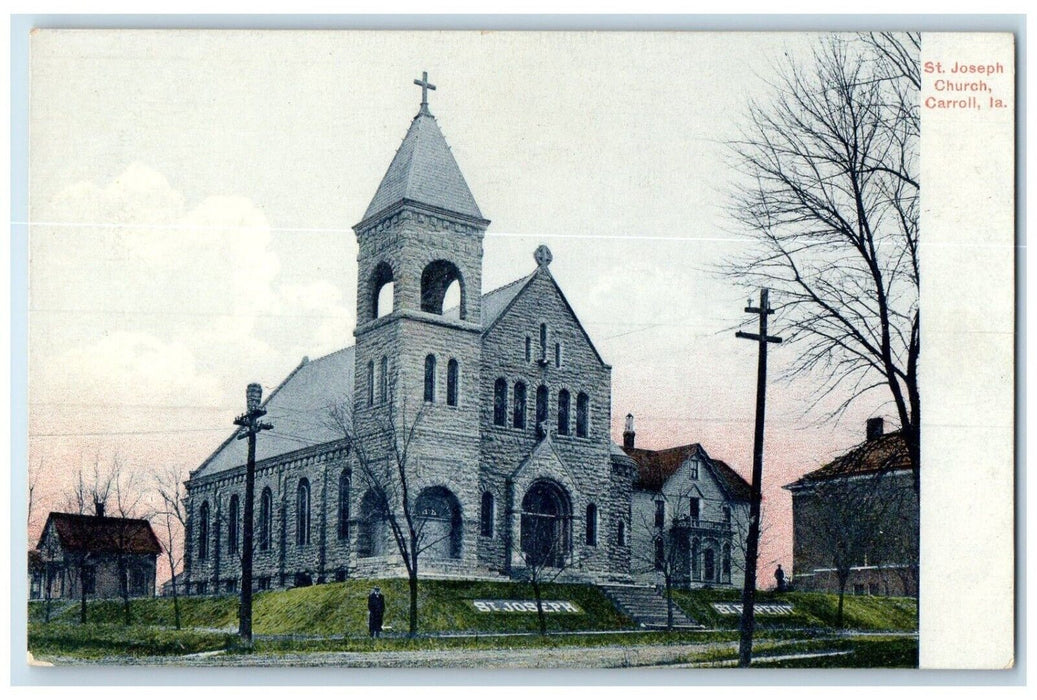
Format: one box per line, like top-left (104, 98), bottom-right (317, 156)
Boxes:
top-left (30, 578), bottom-right (632, 636)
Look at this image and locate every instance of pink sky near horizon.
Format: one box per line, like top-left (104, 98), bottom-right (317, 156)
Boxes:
top-left (25, 30), bottom-right (889, 586)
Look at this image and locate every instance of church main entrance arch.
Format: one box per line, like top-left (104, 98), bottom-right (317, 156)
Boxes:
top-left (520, 480), bottom-right (572, 568)
top-left (415, 486), bottom-right (462, 560)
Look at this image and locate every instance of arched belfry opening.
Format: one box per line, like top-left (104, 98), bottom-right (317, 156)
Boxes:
top-left (520, 480), bottom-right (572, 568)
top-left (370, 261), bottom-right (395, 319)
top-left (421, 260), bottom-right (465, 318)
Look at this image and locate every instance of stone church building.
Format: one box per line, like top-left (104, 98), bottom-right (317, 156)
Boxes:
top-left (183, 80), bottom-right (642, 594)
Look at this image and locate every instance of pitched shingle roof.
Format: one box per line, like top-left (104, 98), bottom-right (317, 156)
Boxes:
top-left (363, 111), bottom-right (483, 222)
top-left (40, 512), bottom-right (161, 556)
top-left (195, 347), bottom-right (355, 477)
top-left (785, 432), bottom-right (909, 489)
top-left (623, 443), bottom-right (751, 501)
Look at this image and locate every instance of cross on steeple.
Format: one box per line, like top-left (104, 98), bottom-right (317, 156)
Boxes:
top-left (414, 71), bottom-right (436, 115)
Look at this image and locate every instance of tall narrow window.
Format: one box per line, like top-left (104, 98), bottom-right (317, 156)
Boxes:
top-left (480, 492), bottom-right (494, 537)
top-left (555, 342), bottom-right (561, 368)
top-left (692, 538), bottom-right (701, 580)
top-left (617, 520), bottom-right (626, 546)
top-left (338, 470), bottom-right (351, 540)
top-left (228, 495), bottom-right (240, 553)
top-left (557, 389), bottom-right (571, 435)
top-left (525, 336), bottom-right (532, 362)
top-left (424, 354), bottom-right (436, 403)
top-left (259, 488), bottom-right (272, 551)
top-left (447, 359), bottom-right (459, 407)
top-left (655, 500), bottom-right (665, 529)
top-left (367, 360), bottom-right (374, 407)
top-left (722, 505), bottom-right (731, 523)
top-left (296, 478), bottom-right (311, 546)
top-left (539, 323), bottom-right (547, 361)
top-left (536, 385), bottom-right (549, 429)
top-left (586, 503), bottom-right (598, 546)
top-left (379, 356), bottom-right (388, 403)
top-left (576, 392), bottom-right (590, 437)
top-left (513, 381), bottom-right (527, 429)
top-left (654, 537), bottom-right (665, 570)
top-left (198, 501), bottom-right (210, 560)
top-left (722, 544), bottom-right (731, 583)
top-left (690, 459), bottom-right (699, 479)
top-left (690, 497), bottom-right (700, 522)
top-left (493, 378), bottom-right (508, 426)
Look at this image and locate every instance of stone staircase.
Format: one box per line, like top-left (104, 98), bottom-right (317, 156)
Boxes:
top-left (598, 584), bottom-right (703, 629)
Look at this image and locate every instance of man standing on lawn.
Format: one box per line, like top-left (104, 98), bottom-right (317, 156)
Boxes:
top-left (368, 587), bottom-right (385, 638)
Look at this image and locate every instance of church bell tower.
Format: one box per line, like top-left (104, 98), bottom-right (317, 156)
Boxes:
top-left (352, 73), bottom-right (488, 518)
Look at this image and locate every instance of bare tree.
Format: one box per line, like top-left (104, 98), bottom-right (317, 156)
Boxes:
top-left (725, 33), bottom-right (920, 490)
top-left (153, 463), bottom-right (190, 630)
top-left (327, 371), bottom-right (447, 638)
top-left (517, 541), bottom-right (597, 636)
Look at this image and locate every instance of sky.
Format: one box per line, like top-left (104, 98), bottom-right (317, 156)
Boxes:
top-left (27, 29), bottom-right (886, 580)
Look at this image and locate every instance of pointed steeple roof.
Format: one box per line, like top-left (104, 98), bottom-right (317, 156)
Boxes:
top-left (362, 109), bottom-right (484, 223)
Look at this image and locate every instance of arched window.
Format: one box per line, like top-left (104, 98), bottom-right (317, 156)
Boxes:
top-left (424, 354), bottom-right (436, 403)
top-left (198, 501), bottom-right (210, 560)
top-left (480, 491), bottom-right (495, 538)
top-left (370, 261), bottom-right (394, 319)
top-left (585, 503), bottom-right (598, 546)
top-left (525, 336), bottom-right (531, 362)
top-left (367, 360), bottom-right (374, 407)
top-left (228, 495), bottom-right (239, 554)
top-left (379, 356), bottom-right (388, 403)
top-left (296, 479), bottom-right (311, 546)
top-left (513, 381), bottom-right (527, 429)
top-left (692, 538), bottom-right (701, 580)
top-left (520, 480), bottom-right (572, 568)
top-left (536, 385), bottom-right (549, 430)
top-left (338, 470), bottom-right (351, 541)
top-left (704, 547), bottom-right (716, 582)
top-left (576, 392), bottom-right (590, 437)
top-left (447, 359), bottom-right (459, 407)
top-left (557, 389), bottom-right (571, 436)
top-left (493, 378), bottom-right (508, 426)
top-left (421, 260), bottom-right (465, 317)
top-left (358, 490), bottom-right (387, 558)
top-left (654, 537), bottom-right (665, 570)
top-left (259, 488), bottom-right (272, 551)
top-left (722, 544), bottom-right (732, 583)
top-left (617, 519), bottom-right (626, 546)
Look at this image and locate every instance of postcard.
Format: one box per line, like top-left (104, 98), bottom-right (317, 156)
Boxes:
top-left (21, 28), bottom-right (1015, 672)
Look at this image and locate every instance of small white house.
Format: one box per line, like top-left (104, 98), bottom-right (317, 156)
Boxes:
top-left (622, 416), bottom-right (751, 590)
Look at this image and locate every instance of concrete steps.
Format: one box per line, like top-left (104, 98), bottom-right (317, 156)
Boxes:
top-left (598, 583), bottom-right (703, 629)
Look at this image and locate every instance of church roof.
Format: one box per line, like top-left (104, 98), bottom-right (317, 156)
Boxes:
top-left (362, 110), bottom-right (484, 223)
top-left (624, 443), bottom-right (751, 501)
top-left (39, 512), bottom-right (162, 556)
top-left (479, 273), bottom-right (536, 327)
top-left (194, 347), bottom-right (355, 477)
top-left (784, 431), bottom-right (909, 490)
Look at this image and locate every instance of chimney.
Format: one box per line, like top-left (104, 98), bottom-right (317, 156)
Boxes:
top-left (94, 501), bottom-right (105, 518)
top-left (623, 413), bottom-right (636, 449)
top-left (866, 417), bottom-right (884, 441)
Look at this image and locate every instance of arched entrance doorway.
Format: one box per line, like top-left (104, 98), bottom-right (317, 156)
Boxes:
top-left (415, 487), bottom-right (462, 560)
top-left (520, 480), bottom-right (571, 568)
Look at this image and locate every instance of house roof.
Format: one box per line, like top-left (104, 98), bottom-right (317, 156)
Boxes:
top-left (362, 109), bottom-right (483, 223)
top-left (623, 443), bottom-right (752, 501)
top-left (39, 512), bottom-right (161, 556)
top-left (784, 431), bottom-right (910, 490)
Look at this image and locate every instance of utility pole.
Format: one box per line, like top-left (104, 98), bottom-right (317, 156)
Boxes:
top-left (735, 288), bottom-right (781, 667)
top-left (234, 382), bottom-right (273, 646)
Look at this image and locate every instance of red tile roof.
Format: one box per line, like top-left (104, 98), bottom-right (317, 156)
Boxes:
top-left (39, 512), bottom-right (161, 556)
top-left (785, 432), bottom-right (910, 489)
top-left (623, 444), bottom-right (751, 501)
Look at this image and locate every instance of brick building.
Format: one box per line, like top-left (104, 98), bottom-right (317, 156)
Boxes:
top-left (784, 419), bottom-right (918, 597)
top-left (34, 506), bottom-right (160, 600)
top-left (183, 82), bottom-right (639, 594)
